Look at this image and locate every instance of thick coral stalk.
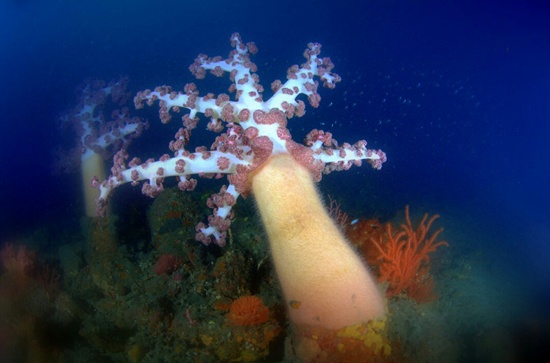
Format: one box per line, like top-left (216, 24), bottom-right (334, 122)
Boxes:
top-left (252, 154), bottom-right (385, 329)
top-left (252, 153), bottom-right (386, 360)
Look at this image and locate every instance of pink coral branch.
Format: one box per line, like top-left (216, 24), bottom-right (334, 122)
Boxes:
top-left (62, 78), bottom-right (148, 163)
top-left (96, 33), bottom-right (386, 247)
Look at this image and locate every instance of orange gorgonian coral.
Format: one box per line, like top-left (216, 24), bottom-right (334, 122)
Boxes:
top-left (370, 205), bottom-right (448, 302)
top-left (226, 295), bottom-right (270, 326)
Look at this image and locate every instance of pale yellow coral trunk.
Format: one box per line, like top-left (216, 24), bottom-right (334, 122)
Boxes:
top-left (81, 153), bottom-right (105, 217)
top-left (251, 154), bottom-right (384, 330)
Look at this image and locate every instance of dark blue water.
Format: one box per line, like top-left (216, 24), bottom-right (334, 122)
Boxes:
top-left (1, 0), bottom-right (549, 361)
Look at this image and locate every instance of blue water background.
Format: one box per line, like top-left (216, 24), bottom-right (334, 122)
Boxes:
top-left (1, 0), bottom-right (549, 317)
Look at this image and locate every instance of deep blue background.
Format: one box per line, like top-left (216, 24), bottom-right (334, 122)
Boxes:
top-left (1, 0), bottom-right (549, 304)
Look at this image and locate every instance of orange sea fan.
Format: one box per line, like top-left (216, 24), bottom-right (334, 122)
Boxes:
top-left (226, 295), bottom-right (270, 326)
top-left (370, 205), bottom-right (448, 302)
top-left (0, 243), bottom-right (36, 277)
